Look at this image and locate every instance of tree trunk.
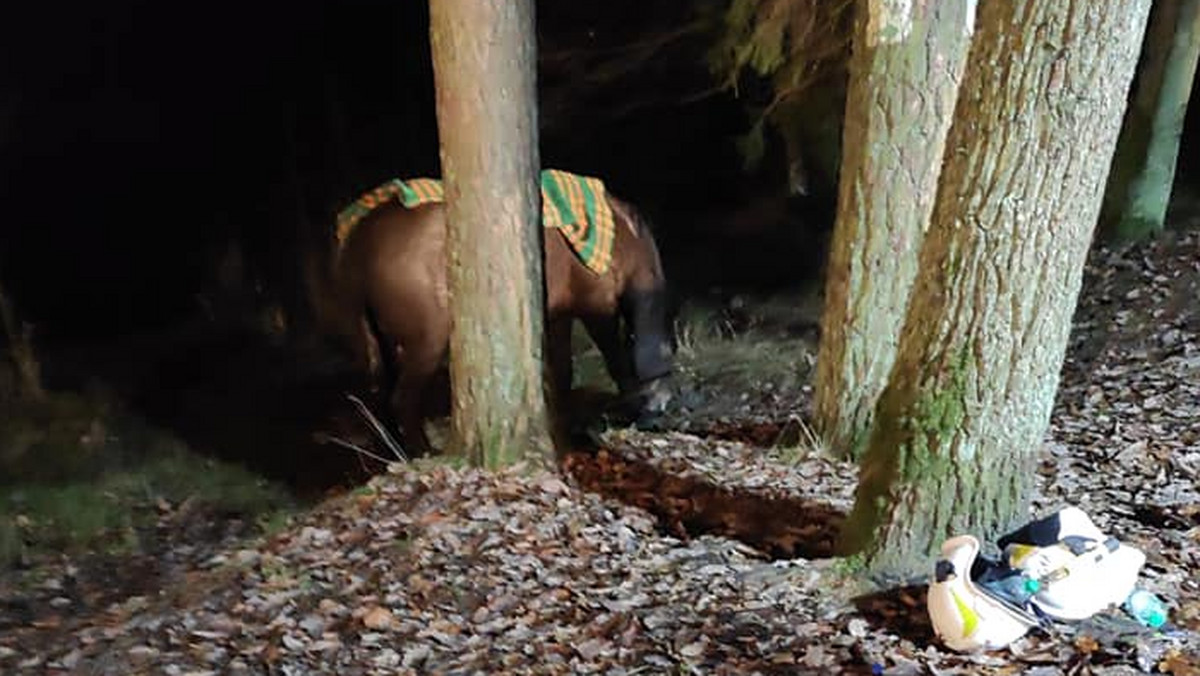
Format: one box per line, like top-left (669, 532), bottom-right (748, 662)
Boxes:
top-left (813, 0), bottom-right (975, 459)
top-left (839, 0), bottom-right (1152, 580)
top-left (1101, 0), bottom-right (1200, 242)
top-left (429, 0), bottom-right (554, 470)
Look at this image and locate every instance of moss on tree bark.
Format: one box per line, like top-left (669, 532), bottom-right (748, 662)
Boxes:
top-left (839, 0), bottom-right (1153, 580)
top-left (814, 0), bottom-right (975, 459)
top-left (429, 0), bottom-right (553, 470)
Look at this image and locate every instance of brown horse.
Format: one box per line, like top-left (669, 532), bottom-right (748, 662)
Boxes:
top-left (333, 192), bottom-right (673, 456)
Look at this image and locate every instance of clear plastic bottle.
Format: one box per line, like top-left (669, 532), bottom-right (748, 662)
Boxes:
top-left (1124, 588), bottom-right (1168, 628)
top-left (983, 572), bottom-right (1041, 606)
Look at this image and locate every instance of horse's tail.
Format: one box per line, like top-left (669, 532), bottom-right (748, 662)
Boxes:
top-left (323, 231), bottom-right (383, 384)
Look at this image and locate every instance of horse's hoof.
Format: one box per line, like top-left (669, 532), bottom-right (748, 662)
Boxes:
top-left (632, 412), bottom-right (667, 432)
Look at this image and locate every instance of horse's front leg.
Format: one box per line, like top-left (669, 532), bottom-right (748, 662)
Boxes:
top-left (544, 316), bottom-right (577, 446)
top-left (582, 314), bottom-right (634, 395)
top-left (546, 316), bottom-right (574, 403)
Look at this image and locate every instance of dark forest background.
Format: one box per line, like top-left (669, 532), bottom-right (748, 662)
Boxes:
top-left (1, 0), bottom-right (1197, 348)
top-left (1, 2), bottom-right (793, 345)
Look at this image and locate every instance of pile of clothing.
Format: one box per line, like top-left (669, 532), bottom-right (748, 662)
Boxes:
top-left (927, 507), bottom-right (1168, 652)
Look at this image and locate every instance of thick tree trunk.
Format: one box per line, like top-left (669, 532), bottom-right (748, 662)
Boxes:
top-left (429, 0), bottom-right (553, 470)
top-left (813, 0), bottom-right (975, 459)
top-left (839, 0), bottom-right (1152, 580)
top-left (1101, 0), bottom-right (1200, 242)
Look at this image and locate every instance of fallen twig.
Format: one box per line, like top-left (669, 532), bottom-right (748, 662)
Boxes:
top-left (314, 432), bottom-right (395, 467)
top-left (346, 393), bottom-right (407, 462)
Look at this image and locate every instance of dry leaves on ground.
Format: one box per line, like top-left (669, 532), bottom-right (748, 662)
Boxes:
top-left (2, 233), bottom-right (1200, 674)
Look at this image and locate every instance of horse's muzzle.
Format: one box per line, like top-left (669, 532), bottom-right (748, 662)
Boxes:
top-left (624, 375), bottom-right (672, 428)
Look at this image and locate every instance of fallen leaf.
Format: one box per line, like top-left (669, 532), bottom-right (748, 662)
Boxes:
top-left (539, 476), bottom-right (569, 495)
top-left (1160, 649), bottom-right (1200, 676)
top-left (1074, 634), bottom-right (1099, 654)
top-left (361, 606), bottom-right (394, 630)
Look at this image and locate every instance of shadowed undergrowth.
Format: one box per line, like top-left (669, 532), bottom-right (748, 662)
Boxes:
top-left (1, 390), bottom-right (295, 565)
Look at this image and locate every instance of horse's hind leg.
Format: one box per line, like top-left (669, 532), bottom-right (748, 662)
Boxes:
top-left (393, 341), bottom-right (445, 457)
top-left (364, 311), bottom-right (402, 435)
top-left (359, 315), bottom-right (383, 389)
top-left (376, 341), bottom-right (403, 436)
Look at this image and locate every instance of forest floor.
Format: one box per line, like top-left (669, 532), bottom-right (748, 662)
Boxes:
top-left (3, 208), bottom-right (1200, 674)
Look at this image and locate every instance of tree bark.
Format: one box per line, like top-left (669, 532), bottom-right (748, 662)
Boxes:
top-left (839, 0), bottom-right (1152, 580)
top-left (429, 0), bottom-right (554, 470)
top-left (814, 0), bottom-right (975, 459)
top-left (1101, 0), bottom-right (1200, 242)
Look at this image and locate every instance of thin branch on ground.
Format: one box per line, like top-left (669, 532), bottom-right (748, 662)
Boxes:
top-left (315, 432), bottom-right (395, 467)
top-left (346, 393), bottom-right (407, 462)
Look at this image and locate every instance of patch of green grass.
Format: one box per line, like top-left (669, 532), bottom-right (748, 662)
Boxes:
top-left (259, 555), bottom-right (297, 583)
top-left (3, 482), bottom-right (134, 553)
top-left (1, 392), bottom-right (296, 565)
top-left (769, 442), bottom-right (819, 464)
top-left (764, 416), bottom-right (829, 461)
top-left (2, 449), bottom-right (294, 564)
top-left (672, 293), bottom-right (821, 394)
top-left (831, 552), bottom-right (867, 577)
top-left (407, 453), bottom-right (469, 472)
top-left (0, 392), bottom-right (114, 484)
top-left (677, 326), bottom-right (814, 396)
top-left (254, 509), bottom-right (295, 537)
top-left (128, 451), bottom-right (293, 516)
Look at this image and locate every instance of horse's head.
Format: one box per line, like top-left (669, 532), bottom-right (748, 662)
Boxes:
top-left (612, 199), bottom-right (674, 422)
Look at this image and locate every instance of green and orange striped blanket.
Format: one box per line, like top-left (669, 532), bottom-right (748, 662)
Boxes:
top-left (335, 169), bottom-right (616, 275)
